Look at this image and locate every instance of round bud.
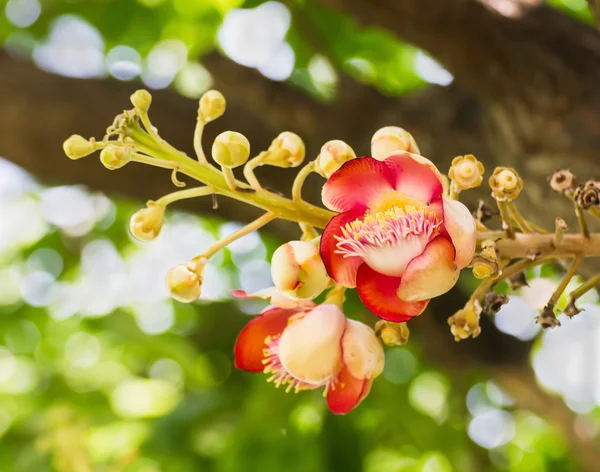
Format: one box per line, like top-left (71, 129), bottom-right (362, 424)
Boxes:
top-left (271, 241), bottom-right (330, 300)
top-left (211, 131), bottom-right (250, 168)
top-left (199, 90), bottom-right (226, 122)
top-left (375, 320), bottom-right (410, 346)
top-left (315, 140), bottom-right (356, 178)
top-left (489, 167), bottom-right (523, 201)
top-left (130, 89), bottom-right (152, 113)
top-left (263, 132), bottom-right (306, 168)
top-left (166, 263), bottom-right (202, 303)
top-left (100, 145), bottom-right (132, 170)
top-left (448, 154), bottom-right (485, 190)
top-left (63, 135), bottom-right (95, 160)
top-left (371, 126), bottom-right (420, 161)
top-left (129, 202), bottom-right (165, 242)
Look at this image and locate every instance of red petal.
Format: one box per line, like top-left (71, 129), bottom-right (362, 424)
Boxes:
top-left (322, 157), bottom-right (394, 212)
top-left (327, 366), bottom-right (372, 415)
top-left (356, 264), bottom-right (429, 321)
top-left (384, 152), bottom-right (443, 203)
top-left (396, 236), bottom-right (459, 302)
top-left (234, 307), bottom-right (299, 372)
top-left (320, 209), bottom-right (366, 288)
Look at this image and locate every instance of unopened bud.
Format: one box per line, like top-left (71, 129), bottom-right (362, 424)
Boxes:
top-left (271, 241), bottom-right (330, 300)
top-left (448, 154), bottom-right (484, 190)
top-left (263, 132), bottom-right (306, 168)
top-left (166, 261), bottom-right (204, 303)
top-left (549, 169), bottom-right (576, 193)
top-left (100, 145), bottom-right (132, 170)
top-left (129, 202), bottom-right (165, 242)
top-left (536, 303), bottom-right (560, 329)
top-left (371, 126), bottom-right (420, 161)
top-left (489, 167), bottom-right (523, 201)
top-left (199, 90), bottom-right (226, 122)
top-left (573, 181), bottom-right (600, 209)
top-left (130, 89), bottom-right (152, 113)
top-left (375, 320), bottom-right (409, 346)
top-left (483, 291), bottom-right (509, 315)
top-left (211, 131), bottom-right (250, 168)
top-left (448, 301), bottom-right (482, 342)
top-left (63, 135), bottom-right (95, 160)
top-left (314, 140), bottom-right (356, 178)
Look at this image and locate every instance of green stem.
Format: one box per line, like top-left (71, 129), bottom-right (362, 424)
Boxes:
top-left (549, 255), bottom-right (584, 305)
top-left (574, 202), bottom-right (590, 238)
top-left (507, 201), bottom-right (534, 233)
top-left (292, 161), bottom-right (315, 202)
top-left (497, 201), bottom-right (516, 239)
top-left (156, 186), bottom-right (214, 206)
top-left (569, 274), bottom-right (600, 301)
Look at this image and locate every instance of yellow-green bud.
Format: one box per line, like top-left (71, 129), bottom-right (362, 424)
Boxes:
top-left (199, 90), bottom-right (226, 122)
top-left (489, 167), bottom-right (523, 201)
top-left (371, 126), bottom-right (420, 161)
top-left (129, 202), bottom-right (165, 242)
top-left (100, 145), bottom-right (132, 170)
top-left (130, 89), bottom-right (152, 113)
top-left (166, 262), bottom-right (203, 303)
top-left (263, 132), bottom-right (306, 168)
top-left (211, 131), bottom-right (250, 168)
top-left (448, 154), bottom-right (485, 190)
top-left (448, 301), bottom-right (482, 342)
top-left (63, 135), bottom-right (95, 160)
top-left (375, 320), bottom-right (410, 346)
top-left (315, 140), bottom-right (356, 178)
top-left (271, 241), bottom-right (330, 300)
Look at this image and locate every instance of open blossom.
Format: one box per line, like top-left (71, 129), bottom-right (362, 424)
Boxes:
top-left (320, 153), bottom-right (476, 321)
top-left (234, 304), bottom-right (384, 414)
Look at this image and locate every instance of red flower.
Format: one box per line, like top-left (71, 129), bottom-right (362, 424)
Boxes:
top-left (320, 153), bottom-right (476, 322)
top-left (234, 304), bottom-right (384, 414)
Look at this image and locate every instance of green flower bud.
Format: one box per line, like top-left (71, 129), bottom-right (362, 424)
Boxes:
top-left (199, 90), bottom-right (226, 122)
top-left (63, 135), bottom-right (95, 160)
top-left (263, 132), bottom-right (305, 168)
top-left (211, 131), bottom-right (250, 168)
top-left (100, 145), bottom-right (132, 170)
top-left (130, 89), bottom-right (152, 113)
top-left (129, 202), bottom-right (165, 242)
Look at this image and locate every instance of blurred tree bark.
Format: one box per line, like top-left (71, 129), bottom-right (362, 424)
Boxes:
top-left (2, 0), bottom-right (600, 467)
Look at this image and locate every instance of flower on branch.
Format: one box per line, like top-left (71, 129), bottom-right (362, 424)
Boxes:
top-left (234, 304), bottom-right (384, 414)
top-left (319, 153), bottom-right (476, 321)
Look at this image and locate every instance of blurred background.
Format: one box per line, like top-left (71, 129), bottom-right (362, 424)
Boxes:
top-left (2, 0), bottom-right (600, 471)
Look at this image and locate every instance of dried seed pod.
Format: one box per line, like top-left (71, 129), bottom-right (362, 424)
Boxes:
top-left (549, 169), bottom-right (577, 193)
top-left (508, 272), bottom-right (529, 290)
top-left (535, 303), bottom-right (561, 329)
top-left (483, 292), bottom-right (509, 315)
top-left (573, 181), bottom-right (600, 209)
top-left (564, 298), bottom-right (583, 318)
top-left (474, 200), bottom-right (498, 223)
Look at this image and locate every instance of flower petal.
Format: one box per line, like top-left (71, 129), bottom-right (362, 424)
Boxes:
top-left (320, 209), bottom-right (367, 288)
top-left (322, 157), bottom-right (394, 212)
top-left (356, 263), bottom-right (429, 321)
top-left (342, 320), bottom-right (384, 380)
top-left (278, 304), bottom-right (345, 384)
top-left (384, 152), bottom-right (443, 203)
top-left (327, 366), bottom-right (372, 415)
top-left (396, 236), bottom-right (459, 302)
top-left (442, 198), bottom-right (476, 269)
top-left (234, 307), bottom-right (300, 372)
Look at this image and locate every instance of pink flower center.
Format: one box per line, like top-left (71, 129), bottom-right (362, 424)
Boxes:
top-left (262, 334), bottom-right (339, 394)
top-left (334, 205), bottom-right (441, 277)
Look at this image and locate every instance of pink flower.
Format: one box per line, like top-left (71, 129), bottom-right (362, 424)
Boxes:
top-left (320, 153), bottom-right (476, 321)
top-left (234, 304), bottom-right (384, 414)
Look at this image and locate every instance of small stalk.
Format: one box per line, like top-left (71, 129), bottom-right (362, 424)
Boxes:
top-left (243, 154), bottom-right (265, 190)
top-left (507, 201), bottom-right (534, 233)
top-left (156, 186), bottom-right (214, 206)
top-left (554, 217), bottom-right (567, 247)
top-left (292, 161), bottom-right (316, 202)
top-left (299, 223), bottom-right (319, 241)
top-left (548, 254), bottom-right (584, 305)
top-left (496, 201), bottom-right (516, 239)
top-left (574, 202), bottom-right (590, 238)
top-left (448, 182), bottom-right (461, 200)
top-left (568, 273), bottom-right (600, 302)
top-left (323, 285), bottom-right (346, 309)
top-left (193, 116), bottom-right (208, 163)
top-left (192, 212), bottom-right (275, 261)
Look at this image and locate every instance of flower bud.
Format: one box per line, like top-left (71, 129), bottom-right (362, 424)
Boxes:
top-left (375, 320), bottom-right (409, 346)
top-left (130, 89), bottom-right (152, 113)
top-left (271, 241), bottom-right (330, 300)
top-left (471, 256), bottom-right (500, 279)
top-left (166, 262), bottom-right (203, 303)
top-left (211, 131), bottom-right (250, 168)
top-left (573, 181), bottom-right (600, 209)
top-left (63, 135), bottom-right (95, 160)
top-left (489, 167), bottom-right (523, 201)
top-left (100, 145), bottom-right (132, 170)
top-left (371, 126), bottom-right (420, 161)
top-left (483, 291), bottom-right (509, 315)
top-left (129, 202), bottom-right (165, 242)
top-left (263, 132), bottom-right (305, 168)
top-left (314, 140), bottom-right (356, 178)
top-left (549, 169), bottom-right (576, 193)
top-left (448, 154), bottom-right (485, 190)
top-left (535, 303), bottom-right (560, 329)
top-left (448, 301), bottom-right (481, 342)
top-left (199, 90), bottom-right (226, 122)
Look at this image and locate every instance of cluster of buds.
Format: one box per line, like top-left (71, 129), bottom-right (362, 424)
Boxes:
top-left (471, 239), bottom-right (500, 279)
top-left (489, 167), bottom-right (523, 201)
